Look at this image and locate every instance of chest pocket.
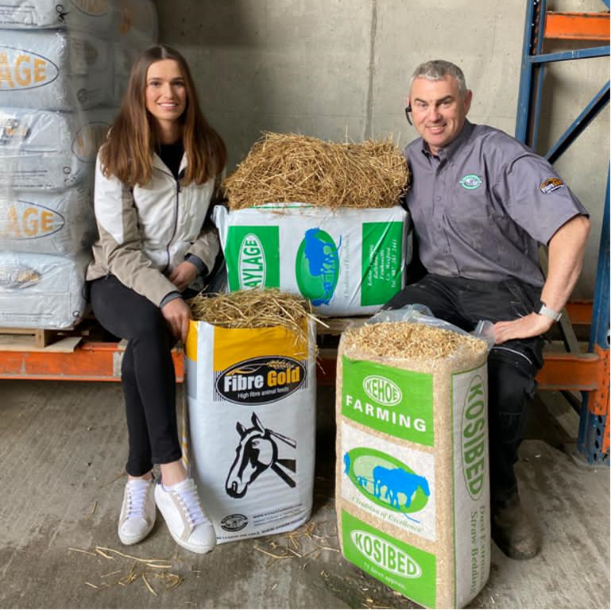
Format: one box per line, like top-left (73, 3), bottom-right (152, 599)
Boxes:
top-left (444, 179), bottom-right (515, 258)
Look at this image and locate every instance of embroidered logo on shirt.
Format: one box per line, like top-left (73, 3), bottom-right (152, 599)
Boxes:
top-left (539, 177), bottom-right (565, 194)
top-left (459, 174), bottom-right (483, 190)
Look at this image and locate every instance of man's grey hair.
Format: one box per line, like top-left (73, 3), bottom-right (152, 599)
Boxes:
top-left (410, 60), bottom-right (468, 97)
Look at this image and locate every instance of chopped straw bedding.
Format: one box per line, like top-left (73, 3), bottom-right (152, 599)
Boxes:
top-left (336, 322), bottom-right (490, 608)
top-left (343, 322), bottom-right (487, 363)
top-left (223, 132), bottom-right (410, 210)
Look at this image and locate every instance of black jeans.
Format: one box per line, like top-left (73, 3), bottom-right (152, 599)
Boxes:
top-left (384, 274), bottom-right (544, 506)
top-left (89, 275), bottom-right (182, 476)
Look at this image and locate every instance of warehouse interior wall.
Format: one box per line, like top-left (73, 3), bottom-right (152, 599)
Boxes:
top-left (152, 0), bottom-right (610, 299)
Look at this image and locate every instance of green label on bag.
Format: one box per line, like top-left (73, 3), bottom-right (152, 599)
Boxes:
top-left (225, 226), bottom-right (280, 291)
top-left (341, 510), bottom-right (436, 607)
top-left (361, 222), bottom-right (403, 306)
top-left (341, 357), bottom-right (434, 446)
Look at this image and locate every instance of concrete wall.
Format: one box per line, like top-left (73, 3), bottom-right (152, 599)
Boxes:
top-left (153, 0), bottom-right (609, 298)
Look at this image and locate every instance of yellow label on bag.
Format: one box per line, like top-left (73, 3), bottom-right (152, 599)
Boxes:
top-left (213, 324), bottom-right (309, 406)
top-left (185, 320), bottom-right (199, 361)
top-left (186, 320), bottom-right (310, 405)
top-left (213, 324), bottom-right (307, 371)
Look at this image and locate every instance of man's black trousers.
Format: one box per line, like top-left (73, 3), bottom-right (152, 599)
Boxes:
top-left (384, 274), bottom-right (544, 506)
top-left (89, 275), bottom-right (182, 476)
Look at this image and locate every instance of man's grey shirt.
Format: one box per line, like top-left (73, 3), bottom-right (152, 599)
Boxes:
top-left (403, 120), bottom-right (588, 287)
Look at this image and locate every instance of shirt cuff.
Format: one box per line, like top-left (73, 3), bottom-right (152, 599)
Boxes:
top-left (159, 291), bottom-right (182, 309)
top-left (185, 254), bottom-right (207, 276)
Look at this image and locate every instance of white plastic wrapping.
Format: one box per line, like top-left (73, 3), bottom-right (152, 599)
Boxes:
top-left (0, 186), bottom-right (96, 255)
top-left (0, 0), bottom-right (158, 43)
top-left (0, 106), bottom-right (116, 190)
top-left (0, 251), bottom-right (89, 328)
top-left (0, 29), bottom-right (113, 110)
top-left (0, 0), bottom-right (157, 329)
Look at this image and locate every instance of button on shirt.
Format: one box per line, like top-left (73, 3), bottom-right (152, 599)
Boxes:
top-left (404, 120), bottom-right (588, 287)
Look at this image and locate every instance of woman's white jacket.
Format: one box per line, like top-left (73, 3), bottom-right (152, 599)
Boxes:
top-left (87, 151), bottom-right (219, 306)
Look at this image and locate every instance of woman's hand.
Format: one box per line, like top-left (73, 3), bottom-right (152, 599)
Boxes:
top-left (161, 298), bottom-right (191, 343)
top-left (168, 261), bottom-right (199, 292)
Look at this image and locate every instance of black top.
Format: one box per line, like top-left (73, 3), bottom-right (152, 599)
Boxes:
top-left (157, 140), bottom-right (184, 179)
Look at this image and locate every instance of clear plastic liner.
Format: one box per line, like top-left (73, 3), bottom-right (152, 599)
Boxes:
top-left (368, 303), bottom-right (496, 351)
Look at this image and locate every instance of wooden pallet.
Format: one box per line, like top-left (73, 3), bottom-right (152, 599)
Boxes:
top-left (0, 324), bottom-right (93, 352)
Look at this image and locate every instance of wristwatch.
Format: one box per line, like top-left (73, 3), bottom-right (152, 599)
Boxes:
top-left (536, 300), bottom-right (562, 322)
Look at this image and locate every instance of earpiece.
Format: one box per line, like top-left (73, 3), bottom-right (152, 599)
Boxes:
top-left (405, 105), bottom-right (413, 126)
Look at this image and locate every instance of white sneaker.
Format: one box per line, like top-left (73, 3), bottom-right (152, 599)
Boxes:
top-left (154, 478), bottom-right (216, 554)
top-left (118, 477), bottom-right (156, 545)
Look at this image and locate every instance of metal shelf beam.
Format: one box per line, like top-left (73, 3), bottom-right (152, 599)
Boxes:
top-left (515, 0), bottom-right (610, 465)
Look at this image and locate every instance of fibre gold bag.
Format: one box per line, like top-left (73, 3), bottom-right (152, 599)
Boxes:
top-left (185, 318), bottom-right (316, 543)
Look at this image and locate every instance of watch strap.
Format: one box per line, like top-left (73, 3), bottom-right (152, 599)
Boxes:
top-left (537, 301), bottom-right (562, 322)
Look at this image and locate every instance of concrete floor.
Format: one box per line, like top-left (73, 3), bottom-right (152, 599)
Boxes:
top-left (0, 381), bottom-right (608, 609)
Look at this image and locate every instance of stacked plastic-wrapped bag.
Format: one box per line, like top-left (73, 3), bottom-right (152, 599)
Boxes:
top-left (0, 0), bottom-right (157, 329)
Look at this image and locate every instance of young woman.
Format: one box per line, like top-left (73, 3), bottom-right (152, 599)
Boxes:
top-left (87, 45), bottom-right (226, 554)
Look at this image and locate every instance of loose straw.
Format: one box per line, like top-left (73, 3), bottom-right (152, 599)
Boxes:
top-left (223, 132), bottom-right (410, 210)
top-left (188, 289), bottom-right (321, 351)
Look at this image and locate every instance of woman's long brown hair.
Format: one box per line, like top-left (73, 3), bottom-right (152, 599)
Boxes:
top-left (100, 45), bottom-right (226, 187)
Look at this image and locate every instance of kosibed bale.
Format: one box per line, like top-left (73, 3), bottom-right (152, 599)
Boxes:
top-left (223, 132), bottom-right (410, 210)
top-left (185, 289), bottom-right (318, 543)
top-left (336, 322), bottom-right (490, 609)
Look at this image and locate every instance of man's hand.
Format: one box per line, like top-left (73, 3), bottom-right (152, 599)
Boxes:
top-left (161, 298), bottom-right (191, 343)
top-left (493, 313), bottom-right (553, 345)
top-left (168, 261), bottom-right (199, 292)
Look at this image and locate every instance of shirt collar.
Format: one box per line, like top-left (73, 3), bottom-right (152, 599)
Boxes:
top-left (420, 120), bottom-right (474, 161)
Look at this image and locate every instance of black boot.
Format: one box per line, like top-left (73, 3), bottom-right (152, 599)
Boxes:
top-left (492, 493), bottom-right (540, 560)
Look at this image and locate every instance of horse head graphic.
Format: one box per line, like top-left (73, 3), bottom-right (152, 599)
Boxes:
top-left (225, 413), bottom-right (297, 499)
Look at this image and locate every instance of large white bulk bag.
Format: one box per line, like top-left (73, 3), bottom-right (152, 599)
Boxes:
top-left (185, 319), bottom-right (317, 543)
top-left (0, 30), bottom-right (112, 110)
top-left (0, 0), bottom-right (157, 42)
top-left (213, 204), bottom-right (411, 316)
top-left (0, 186), bottom-right (95, 255)
top-left (0, 106), bottom-right (115, 190)
top-left (0, 251), bottom-right (90, 328)
top-left (0, 0), bottom-right (115, 32)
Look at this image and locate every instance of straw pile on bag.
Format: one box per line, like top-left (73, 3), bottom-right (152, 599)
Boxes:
top-left (223, 132), bottom-right (410, 210)
top-left (336, 321), bottom-right (490, 609)
top-left (184, 289), bottom-right (318, 544)
top-left (189, 288), bottom-right (316, 349)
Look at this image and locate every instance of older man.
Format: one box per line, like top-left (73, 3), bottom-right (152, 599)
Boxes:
top-left (386, 60), bottom-right (590, 559)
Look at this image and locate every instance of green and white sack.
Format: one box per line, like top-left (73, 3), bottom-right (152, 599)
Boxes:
top-left (336, 307), bottom-right (492, 609)
top-left (213, 204), bottom-right (411, 316)
top-left (185, 318), bottom-right (317, 543)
